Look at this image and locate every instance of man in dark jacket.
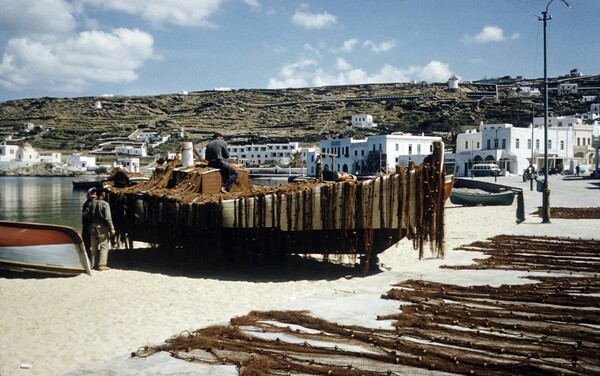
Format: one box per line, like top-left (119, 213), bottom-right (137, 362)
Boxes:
top-left (88, 188), bottom-right (116, 271)
top-left (205, 132), bottom-right (238, 193)
top-left (81, 187), bottom-right (97, 263)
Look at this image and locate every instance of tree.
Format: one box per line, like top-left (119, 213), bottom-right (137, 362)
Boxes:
top-left (289, 150), bottom-right (305, 168)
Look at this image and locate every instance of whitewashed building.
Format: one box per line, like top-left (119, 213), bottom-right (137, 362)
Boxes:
top-left (136, 131), bottom-right (171, 148)
top-left (0, 143), bottom-right (61, 169)
top-left (39, 151), bottom-right (62, 164)
top-left (452, 118), bottom-right (599, 177)
top-left (66, 153), bottom-right (97, 171)
top-left (557, 83), bottom-right (578, 96)
top-left (227, 142), bottom-right (301, 166)
top-left (116, 157), bottom-right (140, 173)
top-left (351, 114), bottom-right (377, 128)
top-left (448, 75), bottom-right (459, 91)
top-left (455, 123), bottom-right (552, 177)
top-left (0, 144), bottom-right (19, 163)
top-left (320, 133), bottom-right (441, 176)
top-left (533, 115), bottom-right (599, 171)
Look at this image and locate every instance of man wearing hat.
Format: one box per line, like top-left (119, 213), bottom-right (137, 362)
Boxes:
top-left (205, 132), bottom-right (238, 193)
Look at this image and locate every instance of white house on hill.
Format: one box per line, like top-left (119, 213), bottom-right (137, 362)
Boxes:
top-left (351, 114), bottom-right (377, 128)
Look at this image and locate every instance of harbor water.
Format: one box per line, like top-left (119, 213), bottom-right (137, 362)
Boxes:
top-left (0, 176), bottom-right (88, 232)
top-left (0, 175), bottom-right (290, 234)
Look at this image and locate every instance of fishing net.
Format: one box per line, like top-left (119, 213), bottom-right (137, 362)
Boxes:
top-left (133, 235), bottom-right (600, 375)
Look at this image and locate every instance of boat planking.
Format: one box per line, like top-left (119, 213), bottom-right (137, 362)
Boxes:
top-left (106, 142), bottom-right (448, 271)
top-left (0, 221), bottom-right (92, 275)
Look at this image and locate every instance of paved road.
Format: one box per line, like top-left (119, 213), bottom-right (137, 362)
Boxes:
top-left (463, 174), bottom-right (600, 239)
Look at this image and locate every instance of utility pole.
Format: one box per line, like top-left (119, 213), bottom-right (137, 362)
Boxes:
top-left (539, 0), bottom-right (570, 223)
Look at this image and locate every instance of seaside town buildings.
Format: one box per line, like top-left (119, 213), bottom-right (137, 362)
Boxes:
top-left (227, 142), bottom-right (302, 167)
top-left (453, 114), bottom-right (600, 177)
top-left (0, 142), bottom-right (62, 169)
top-left (319, 133), bottom-right (441, 176)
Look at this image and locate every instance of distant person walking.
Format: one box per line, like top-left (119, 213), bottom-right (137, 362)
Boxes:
top-left (206, 132), bottom-right (238, 193)
top-left (576, 164), bottom-right (580, 177)
top-left (88, 188), bottom-right (115, 271)
top-left (81, 187), bottom-right (97, 263)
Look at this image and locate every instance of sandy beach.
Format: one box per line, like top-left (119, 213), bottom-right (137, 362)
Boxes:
top-left (1, 174), bottom-right (598, 375)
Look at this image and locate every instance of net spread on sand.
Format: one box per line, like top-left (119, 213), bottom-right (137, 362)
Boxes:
top-left (134, 234), bottom-right (600, 375)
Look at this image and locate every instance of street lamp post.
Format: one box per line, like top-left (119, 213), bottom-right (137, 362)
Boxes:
top-left (539, 0), bottom-right (570, 224)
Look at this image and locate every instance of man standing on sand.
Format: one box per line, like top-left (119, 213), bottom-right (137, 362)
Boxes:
top-left (206, 132), bottom-right (238, 193)
top-left (88, 188), bottom-right (116, 271)
top-left (81, 187), bottom-right (97, 263)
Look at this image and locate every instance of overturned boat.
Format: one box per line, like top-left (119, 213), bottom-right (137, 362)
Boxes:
top-left (0, 221), bottom-right (92, 275)
top-left (106, 142), bottom-right (448, 270)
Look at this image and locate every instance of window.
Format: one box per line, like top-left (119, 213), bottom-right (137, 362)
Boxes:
top-left (477, 142), bottom-right (480, 149)
top-left (577, 138), bottom-right (580, 146)
top-left (548, 140), bottom-right (552, 149)
top-left (516, 138), bottom-right (520, 149)
top-left (501, 139), bottom-right (506, 149)
top-left (395, 143), bottom-right (399, 152)
top-left (536, 140), bottom-right (540, 149)
top-left (417, 144), bottom-right (421, 154)
top-left (465, 141), bottom-right (468, 149)
top-left (408, 145), bottom-right (412, 155)
top-left (560, 140), bottom-right (564, 150)
top-left (494, 139), bottom-right (499, 149)
top-left (487, 140), bottom-right (491, 149)
top-left (361, 150), bottom-right (365, 156)
top-left (527, 139), bottom-right (531, 149)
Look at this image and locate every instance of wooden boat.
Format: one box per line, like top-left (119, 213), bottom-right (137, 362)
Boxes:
top-left (72, 178), bottom-right (105, 189)
top-left (0, 221), bottom-right (92, 275)
top-left (107, 142), bottom-right (448, 270)
top-left (444, 174), bottom-right (454, 202)
top-left (449, 188), bottom-right (516, 206)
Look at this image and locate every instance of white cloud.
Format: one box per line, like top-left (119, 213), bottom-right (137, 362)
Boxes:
top-left (267, 58), bottom-right (453, 89)
top-left (0, 0), bottom-right (76, 37)
top-left (242, 0), bottom-right (260, 8)
top-left (303, 44), bottom-right (321, 57)
top-left (363, 40), bottom-right (396, 53)
top-left (335, 58), bottom-right (352, 72)
top-left (340, 39), bottom-right (359, 52)
top-left (78, 0), bottom-right (224, 28)
top-left (461, 26), bottom-right (520, 44)
top-left (408, 61), bottom-right (453, 82)
top-left (267, 59), bottom-right (316, 88)
top-left (0, 29), bottom-right (154, 92)
top-left (291, 7), bottom-right (337, 29)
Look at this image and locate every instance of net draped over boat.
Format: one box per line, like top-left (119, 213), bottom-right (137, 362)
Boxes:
top-left (106, 142), bottom-right (446, 268)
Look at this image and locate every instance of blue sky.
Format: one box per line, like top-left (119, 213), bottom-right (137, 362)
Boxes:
top-left (0, 0), bottom-right (598, 102)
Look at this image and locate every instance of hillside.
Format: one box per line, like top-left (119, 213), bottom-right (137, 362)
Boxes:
top-left (1, 75), bottom-right (598, 153)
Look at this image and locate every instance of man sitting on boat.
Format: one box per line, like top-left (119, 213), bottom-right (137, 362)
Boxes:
top-left (206, 132), bottom-right (238, 193)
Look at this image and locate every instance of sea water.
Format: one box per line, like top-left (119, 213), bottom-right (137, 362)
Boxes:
top-left (0, 176), bottom-right (88, 232)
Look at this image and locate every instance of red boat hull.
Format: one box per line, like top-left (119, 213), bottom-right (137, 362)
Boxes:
top-left (0, 221), bottom-right (91, 275)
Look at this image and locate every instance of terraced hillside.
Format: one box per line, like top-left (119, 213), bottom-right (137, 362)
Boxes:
top-left (0, 77), bottom-right (597, 152)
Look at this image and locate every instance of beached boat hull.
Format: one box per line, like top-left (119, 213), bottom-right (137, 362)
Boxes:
top-left (449, 189), bottom-right (516, 206)
top-left (0, 221), bottom-right (91, 275)
top-left (108, 142), bottom-right (447, 268)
